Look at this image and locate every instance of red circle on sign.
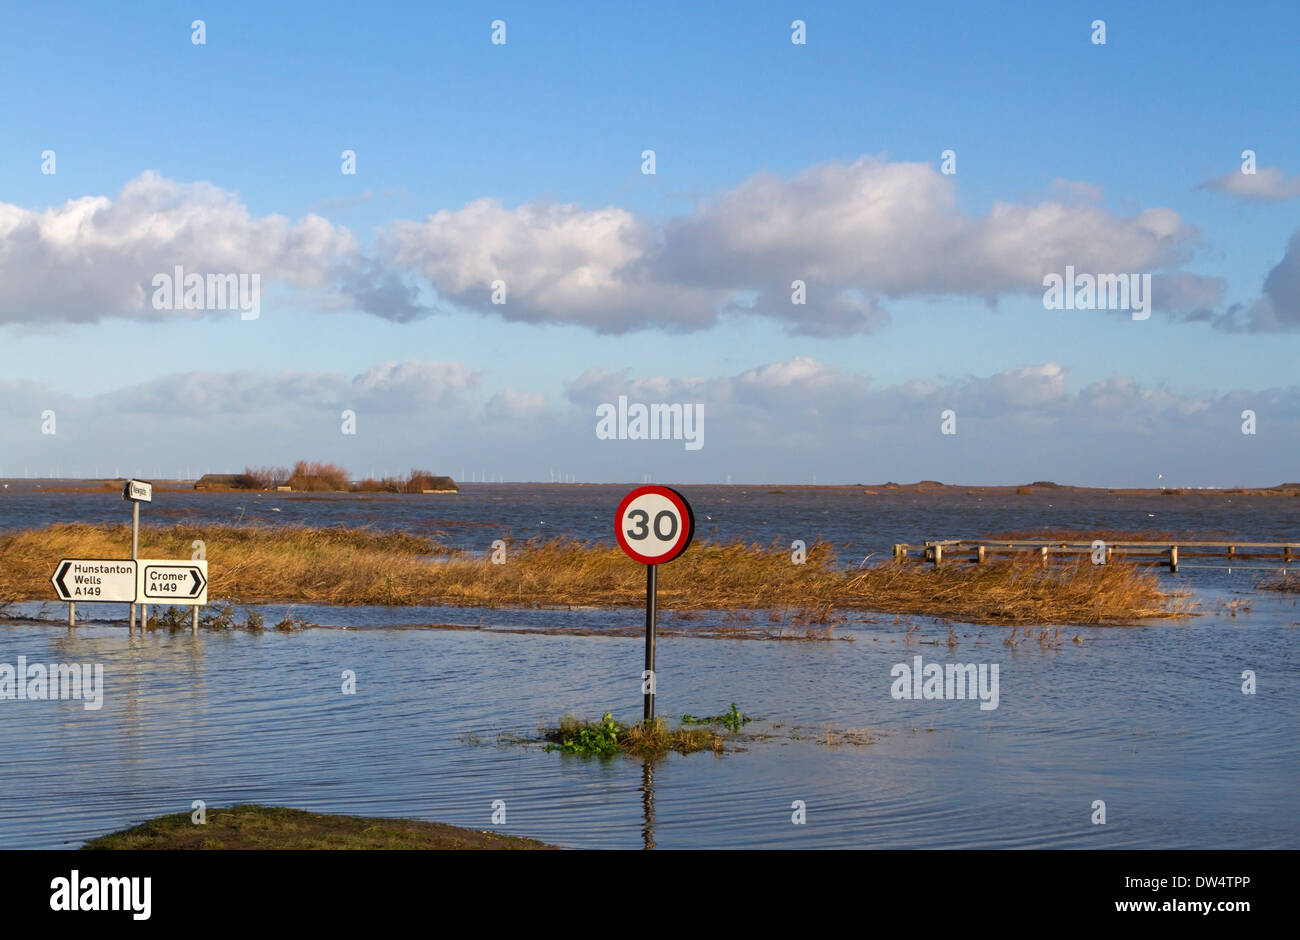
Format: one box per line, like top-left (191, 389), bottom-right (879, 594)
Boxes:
top-left (615, 485), bottom-right (695, 565)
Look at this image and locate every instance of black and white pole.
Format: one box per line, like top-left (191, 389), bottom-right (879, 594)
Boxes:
top-left (615, 486), bottom-right (694, 723)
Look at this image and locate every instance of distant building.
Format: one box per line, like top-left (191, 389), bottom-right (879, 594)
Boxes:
top-left (416, 475), bottom-right (458, 493)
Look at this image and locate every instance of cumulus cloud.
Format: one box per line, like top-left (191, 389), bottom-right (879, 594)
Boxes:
top-left (350, 360), bottom-right (482, 410)
top-left (379, 158), bottom-right (1203, 335)
top-left (654, 159), bottom-right (1196, 325)
top-left (0, 172), bottom-right (355, 325)
top-left (95, 360), bottom-right (480, 417)
top-left (386, 198), bottom-right (724, 331)
top-left (2, 160), bottom-right (1272, 335)
top-left (486, 388), bottom-right (549, 419)
top-left (1198, 166), bottom-right (1300, 202)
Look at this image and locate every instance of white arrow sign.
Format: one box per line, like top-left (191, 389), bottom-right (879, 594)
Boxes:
top-left (51, 559), bottom-right (138, 602)
top-left (137, 559), bottom-right (208, 605)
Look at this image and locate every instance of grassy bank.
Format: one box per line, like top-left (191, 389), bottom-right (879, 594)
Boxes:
top-left (82, 805), bottom-right (554, 850)
top-left (0, 523), bottom-right (1187, 624)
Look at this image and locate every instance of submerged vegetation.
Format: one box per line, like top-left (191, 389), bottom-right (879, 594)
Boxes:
top-left (132, 602), bottom-right (311, 634)
top-left (542, 713), bottom-right (730, 758)
top-left (681, 702), bottom-right (753, 732)
top-left (1259, 574), bottom-right (1300, 593)
top-left (528, 705), bottom-right (877, 759)
top-left (0, 524), bottom-right (1187, 625)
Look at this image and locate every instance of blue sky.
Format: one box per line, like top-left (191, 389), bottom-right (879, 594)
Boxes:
top-left (2, 1), bottom-right (1298, 485)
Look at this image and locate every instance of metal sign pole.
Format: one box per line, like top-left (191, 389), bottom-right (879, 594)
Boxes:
top-left (644, 563), bottom-right (657, 721)
top-left (129, 501), bottom-right (139, 631)
top-left (616, 486), bottom-right (693, 728)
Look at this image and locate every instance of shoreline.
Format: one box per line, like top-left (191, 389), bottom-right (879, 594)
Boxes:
top-left (4, 479), bottom-right (1300, 497)
top-left (81, 805), bottom-right (557, 850)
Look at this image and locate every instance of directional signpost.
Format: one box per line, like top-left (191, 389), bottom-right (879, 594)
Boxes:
top-left (52, 560), bottom-right (138, 601)
top-left (49, 479), bottom-right (211, 633)
top-left (137, 560), bottom-right (208, 606)
top-left (51, 559), bottom-right (138, 626)
top-left (122, 479), bottom-right (152, 630)
top-left (615, 485), bottom-right (695, 721)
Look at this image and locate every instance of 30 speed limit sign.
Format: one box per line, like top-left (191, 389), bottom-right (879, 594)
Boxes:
top-left (615, 485), bottom-right (694, 565)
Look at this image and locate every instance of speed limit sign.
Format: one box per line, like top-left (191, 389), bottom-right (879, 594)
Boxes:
top-left (616, 485), bottom-right (695, 723)
top-left (615, 485), bottom-right (694, 565)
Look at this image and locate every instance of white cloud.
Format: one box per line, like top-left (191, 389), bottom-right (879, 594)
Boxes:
top-left (382, 157), bottom-right (1204, 334)
top-left (1199, 166), bottom-right (1300, 202)
top-left (387, 199), bottom-right (724, 331)
top-left (486, 388), bottom-right (548, 419)
top-left (350, 361), bottom-right (482, 410)
top-left (91, 360), bottom-right (480, 418)
top-left (3, 161), bottom-right (1277, 335)
top-left (0, 172), bottom-right (355, 325)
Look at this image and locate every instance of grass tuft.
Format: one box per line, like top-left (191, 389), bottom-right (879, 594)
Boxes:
top-left (543, 712), bottom-right (727, 758)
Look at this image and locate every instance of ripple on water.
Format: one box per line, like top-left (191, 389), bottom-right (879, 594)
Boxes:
top-left (0, 596), bottom-right (1296, 849)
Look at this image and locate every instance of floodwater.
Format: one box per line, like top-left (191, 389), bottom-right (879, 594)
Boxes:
top-left (1, 482), bottom-right (1297, 849)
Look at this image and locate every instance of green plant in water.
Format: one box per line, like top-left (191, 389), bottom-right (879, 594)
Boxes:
top-left (544, 712), bottom-right (621, 756)
top-left (681, 702), bottom-right (752, 732)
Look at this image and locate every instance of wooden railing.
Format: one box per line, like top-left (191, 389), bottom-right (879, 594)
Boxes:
top-left (891, 540), bottom-right (1298, 572)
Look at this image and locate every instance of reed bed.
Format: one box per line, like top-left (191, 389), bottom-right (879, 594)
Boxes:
top-left (1259, 574), bottom-right (1300, 593)
top-left (0, 524), bottom-right (1186, 625)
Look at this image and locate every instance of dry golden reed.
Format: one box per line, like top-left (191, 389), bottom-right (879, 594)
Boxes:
top-left (0, 524), bottom-right (1186, 625)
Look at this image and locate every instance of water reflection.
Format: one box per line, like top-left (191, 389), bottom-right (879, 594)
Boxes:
top-left (1, 589), bottom-right (1298, 850)
top-left (640, 760), bottom-right (655, 850)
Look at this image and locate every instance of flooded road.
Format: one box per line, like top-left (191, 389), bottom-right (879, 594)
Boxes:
top-left (1, 482), bottom-right (1297, 848)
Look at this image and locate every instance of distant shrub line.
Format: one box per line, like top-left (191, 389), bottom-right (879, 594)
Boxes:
top-left (196, 461), bottom-right (455, 493)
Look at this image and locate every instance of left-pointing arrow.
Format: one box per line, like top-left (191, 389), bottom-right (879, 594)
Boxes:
top-left (55, 561), bottom-right (72, 598)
